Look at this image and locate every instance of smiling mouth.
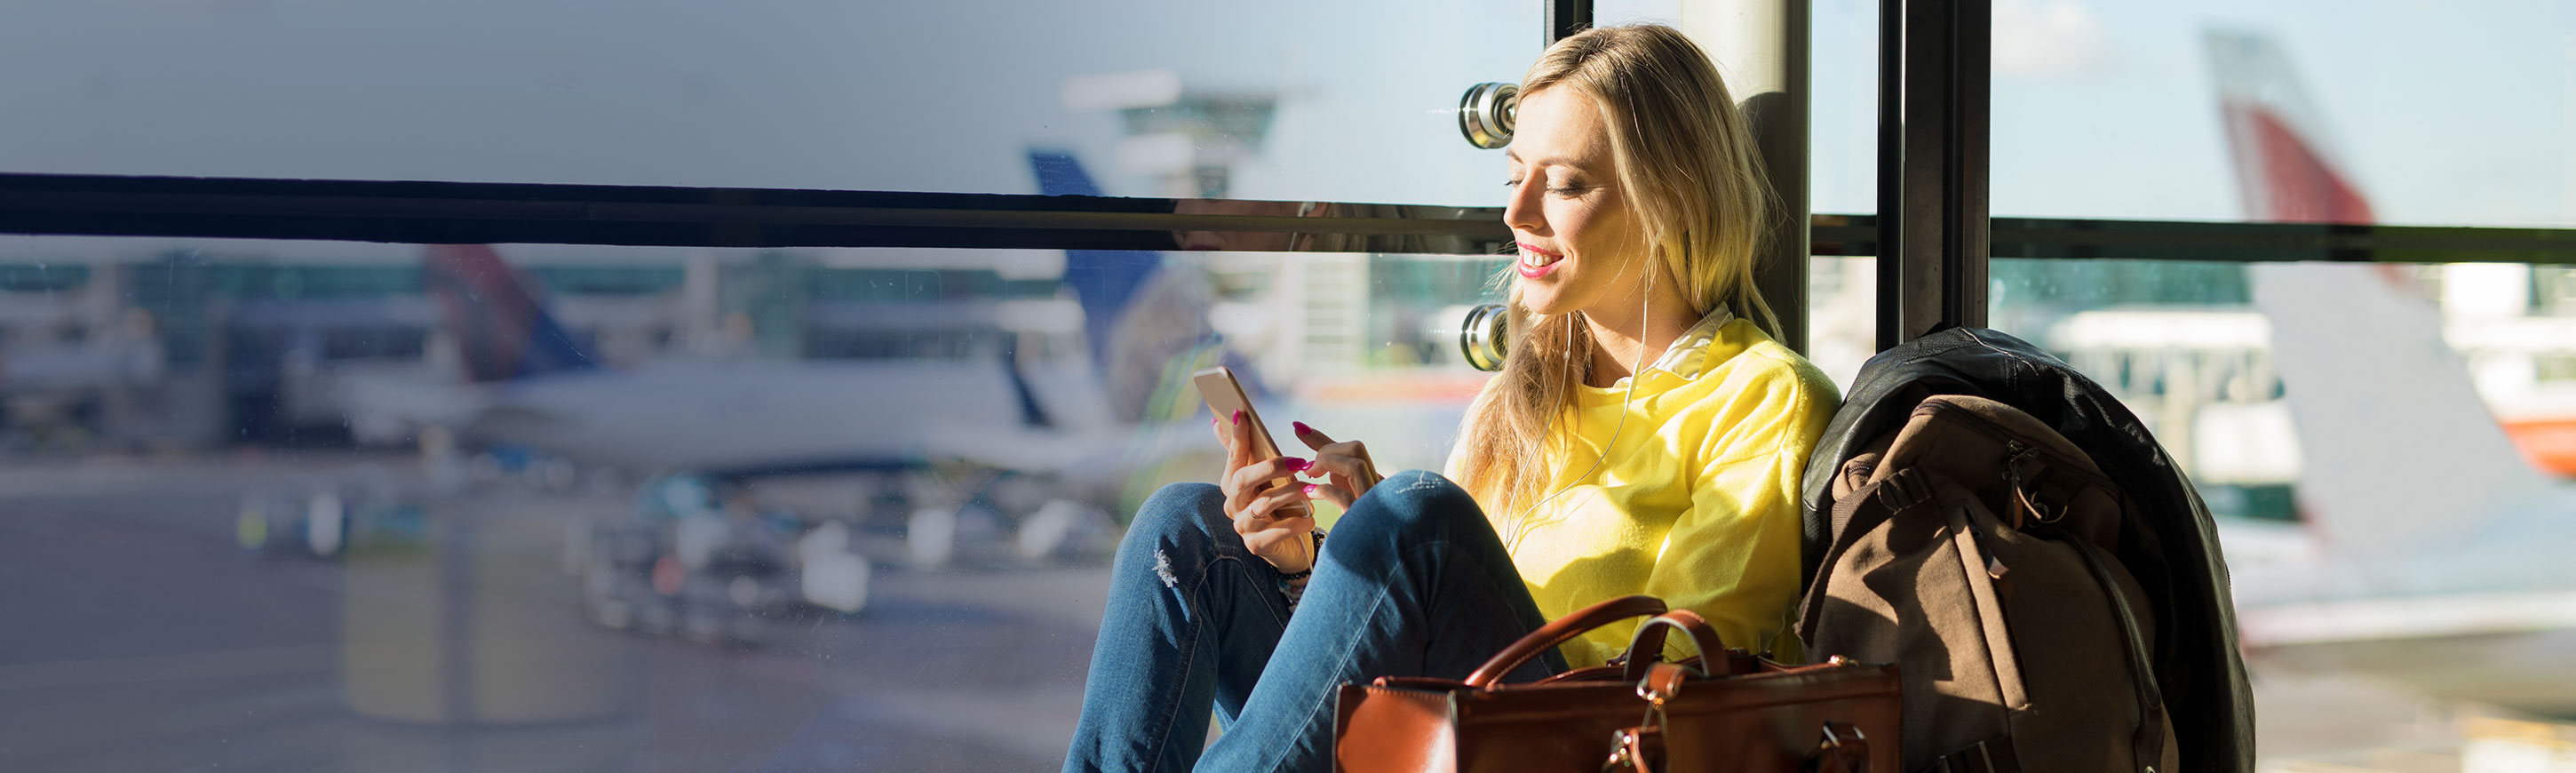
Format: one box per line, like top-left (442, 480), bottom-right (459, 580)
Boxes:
top-left (1517, 244), bottom-right (1562, 278)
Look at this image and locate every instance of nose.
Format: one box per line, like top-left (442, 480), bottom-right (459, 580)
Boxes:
top-left (1503, 178), bottom-right (1544, 235)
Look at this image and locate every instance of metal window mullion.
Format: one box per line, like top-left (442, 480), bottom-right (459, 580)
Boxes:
top-left (1548, 0), bottom-right (1594, 45)
top-left (1878, 0), bottom-right (1989, 350)
top-left (1939, 0), bottom-right (1988, 332)
top-left (1873, 0), bottom-right (1906, 350)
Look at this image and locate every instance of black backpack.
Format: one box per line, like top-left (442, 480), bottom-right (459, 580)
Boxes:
top-left (1799, 327), bottom-right (2254, 773)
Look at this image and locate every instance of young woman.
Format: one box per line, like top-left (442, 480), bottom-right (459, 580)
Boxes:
top-left (1062, 24), bottom-right (1840, 773)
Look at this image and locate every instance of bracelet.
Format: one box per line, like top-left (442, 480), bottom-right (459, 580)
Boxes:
top-left (1276, 530), bottom-right (1328, 583)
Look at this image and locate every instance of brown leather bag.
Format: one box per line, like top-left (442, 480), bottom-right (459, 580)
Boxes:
top-left (1333, 594), bottom-right (1900, 772)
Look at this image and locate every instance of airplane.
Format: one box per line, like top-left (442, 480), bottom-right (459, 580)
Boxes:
top-left (2197, 28), bottom-right (2576, 716)
top-left (336, 151), bottom-right (1230, 488)
top-left (0, 297), bottom-right (170, 443)
top-left (321, 151), bottom-right (1260, 634)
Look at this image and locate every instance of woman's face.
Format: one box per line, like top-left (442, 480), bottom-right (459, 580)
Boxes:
top-left (1504, 87), bottom-right (1646, 317)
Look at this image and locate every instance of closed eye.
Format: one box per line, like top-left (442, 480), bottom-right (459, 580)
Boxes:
top-left (1506, 179), bottom-right (1585, 195)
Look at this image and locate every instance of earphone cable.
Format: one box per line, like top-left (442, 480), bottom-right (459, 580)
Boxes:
top-left (1508, 265), bottom-right (1658, 551)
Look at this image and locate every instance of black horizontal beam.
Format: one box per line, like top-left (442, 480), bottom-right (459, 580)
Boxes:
top-left (3, 172), bottom-right (2573, 266)
top-left (1988, 217), bottom-right (2576, 265)
top-left (1815, 215), bottom-right (2576, 266)
top-left (0, 171), bottom-right (1508, 254)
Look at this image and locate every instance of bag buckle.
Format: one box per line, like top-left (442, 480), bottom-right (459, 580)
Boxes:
top-left (2001, 442), bottom-right (2062, 527)
top-left (1602, 729), bottom-right (1641, 772)
top-left (1602, 669), bottom-right (1682, 772)
top-left (1634, 661), bottom-right (1686, 728)
top-left (1819, 721), bottom-right (1861, 750)
top-left (1602, 726), bottom-right (1664, 773)
top-left (1808, 721), bottom-right (1870, 773)
top-left (1633, 689), bottom-right (1670, 737)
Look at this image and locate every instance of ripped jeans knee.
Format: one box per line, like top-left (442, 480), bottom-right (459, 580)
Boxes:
top-left (1117, 481), bottom-right (1235, 586)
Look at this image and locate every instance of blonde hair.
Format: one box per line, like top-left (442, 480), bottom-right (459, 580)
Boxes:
top-left (1454, 24), bottom-right (1781, 524)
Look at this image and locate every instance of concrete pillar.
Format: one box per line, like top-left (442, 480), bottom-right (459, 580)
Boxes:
top-left (1680, 0), bottom-right (1809, 353)
top-left (680, 251), bottom-right (724, 356)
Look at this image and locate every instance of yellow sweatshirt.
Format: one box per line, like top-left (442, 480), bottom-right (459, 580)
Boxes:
top-left (1448, 307), bottom-right (1841, 668)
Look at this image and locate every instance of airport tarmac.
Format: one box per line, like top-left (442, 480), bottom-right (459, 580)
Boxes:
top-left (0, 452), bottom-right (2566, 771)
top-left (0, 452), bottom-right (1107, 772)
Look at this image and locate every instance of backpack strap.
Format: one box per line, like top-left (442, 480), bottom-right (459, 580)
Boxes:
top-left (1798, 469), bottom-right (1933, 642)
top-left (1841, 466), bottom-right (1933, 539)
top-left (2068, 536), bottom-right (2168, 773)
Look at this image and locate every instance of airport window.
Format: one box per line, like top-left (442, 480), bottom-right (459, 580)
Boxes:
top-left (3, 235), bottom-right (1865, 769)
top-left (1963, 12), bottom-right (2576, 761)
top-left (529, 266), bottom-right (688, 297)
top-left (1985, 252), bottom-right (2576, 762)
top-left (1975, 0), bottom-right (2573, 229)
top-left (1962, 11), bottom-right (2576, 751)
top-left (0, 264), bottom-right (92, 292)
top-left (5, 1), bottom-right (2576, 770)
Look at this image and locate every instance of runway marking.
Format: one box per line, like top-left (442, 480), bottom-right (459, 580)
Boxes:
top-left (0, 644), bottom-right (337, 691)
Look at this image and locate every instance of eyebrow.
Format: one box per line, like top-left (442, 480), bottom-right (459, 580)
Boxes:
top-left (1504, 148), bottom-right (1588, 169)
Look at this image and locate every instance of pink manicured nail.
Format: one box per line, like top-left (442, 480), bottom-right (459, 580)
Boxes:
top-left (1232, 410), bottom-right (1244, 425)
top-left (1282, 458), bottom-right (1310, 472)
top-left (1304, 483), bottom-right (1320, 496)
top-left (1293, 421), bottom-right (1314, 435)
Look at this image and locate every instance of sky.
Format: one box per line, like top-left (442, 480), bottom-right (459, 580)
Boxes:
top-left (0, 0), bottom-right (2569, 232)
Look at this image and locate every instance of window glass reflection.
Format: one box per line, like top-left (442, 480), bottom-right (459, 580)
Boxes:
top-left (0, 233), bottom-right (1563, 769)
top-left (0, 0), bottom-right (1538, 207)
top-left (0, 231), bottom-right (1862, 768)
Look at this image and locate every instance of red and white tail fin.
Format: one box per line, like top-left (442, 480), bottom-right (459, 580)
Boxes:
top-left (421, 244), bottom-right (600, 384)
top-left (2206, 29), bottom-right (2550, 558)
top-left (2205, 29), bottom-right (2374, 224)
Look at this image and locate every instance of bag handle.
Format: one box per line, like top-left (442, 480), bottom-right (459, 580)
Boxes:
top-left (1618, 609), bottom-right (1731, 683)
top-left (1465, 594), bottom-right (1666, 689)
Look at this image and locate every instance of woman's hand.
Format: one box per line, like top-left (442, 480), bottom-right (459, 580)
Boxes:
top-left (1292, 421), bottom-right (1382, 508)
top-left (1212, 410), bottom-right (1318, 575)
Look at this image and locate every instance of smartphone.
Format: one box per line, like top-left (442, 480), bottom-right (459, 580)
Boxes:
top-left (1193, 365), bottom-right (1311, 519)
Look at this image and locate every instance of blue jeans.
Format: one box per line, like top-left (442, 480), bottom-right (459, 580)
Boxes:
top-left (1062, 470), bottom-right (1563, 773)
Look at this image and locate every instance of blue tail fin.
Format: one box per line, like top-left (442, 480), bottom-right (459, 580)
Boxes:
top-left (1029, 149), bottom-right (1166, 370)
top-left (1025, 149), bottom-right (1272, 416)
top-left (422, 244), bottom-right (601, 383)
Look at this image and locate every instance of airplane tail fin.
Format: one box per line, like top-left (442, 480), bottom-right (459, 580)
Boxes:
top-left (2204, 28), bottom-right (2375, 224)
top-left (2246, 264), bottom-right (2549, 555)
top-left (422, 244), bottom-right (600, 383)
top-left (2206, 29), bottom-right (2550, 556)
top-left (1028, 148), bottom-right (1168, 371)
top-left (1026, 149), bottom-right (1260, 423)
